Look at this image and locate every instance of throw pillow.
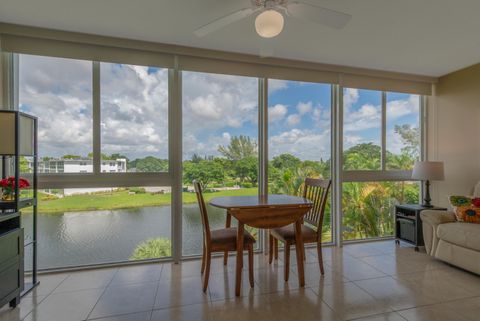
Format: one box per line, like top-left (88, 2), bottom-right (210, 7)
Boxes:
top-left (449, 195), bottom-right (480, 223)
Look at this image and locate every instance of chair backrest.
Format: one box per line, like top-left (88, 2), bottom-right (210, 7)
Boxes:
top-left (193, 180), bottom-right (211, 245)
top-left (302, 178), bottom-right (332, 238)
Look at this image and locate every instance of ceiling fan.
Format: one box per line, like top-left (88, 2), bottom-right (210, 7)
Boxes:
top-left (194, 0), bottom-right (352, 39)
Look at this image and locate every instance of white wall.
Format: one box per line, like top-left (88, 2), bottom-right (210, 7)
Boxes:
top-left (428, 63), bottom-right (480, 207)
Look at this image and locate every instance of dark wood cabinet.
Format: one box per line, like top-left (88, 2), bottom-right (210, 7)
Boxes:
top-left (0, 213), bottom-right (23, 308)
top-left (395, 204), bottom-right (446, 251)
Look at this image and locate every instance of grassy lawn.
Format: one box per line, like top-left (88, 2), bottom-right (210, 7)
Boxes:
top-left (30, 188), bottom-right (258, 214)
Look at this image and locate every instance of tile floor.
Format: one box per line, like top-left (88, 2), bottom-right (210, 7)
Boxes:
top-left (1, 240), bottom-right (480, 321)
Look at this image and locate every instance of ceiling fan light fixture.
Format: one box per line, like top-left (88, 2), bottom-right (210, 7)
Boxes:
top-left (255, 9), bottom-right (284, 38)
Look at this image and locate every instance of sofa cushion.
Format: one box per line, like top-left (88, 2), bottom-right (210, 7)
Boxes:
top-left (437, 222), bottom-right (480, 252)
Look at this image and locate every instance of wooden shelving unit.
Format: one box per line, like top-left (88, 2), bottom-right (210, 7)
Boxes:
top-left (0, 111), bottom-right (39, 309)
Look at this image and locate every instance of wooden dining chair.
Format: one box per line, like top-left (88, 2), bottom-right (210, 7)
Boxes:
top-left (193, 180), bottom-right (256, 292)
top-left (268, 178), bottom-right (331, 281)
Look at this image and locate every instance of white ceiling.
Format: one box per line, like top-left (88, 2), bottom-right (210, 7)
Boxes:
top-left (1, 0), bottom-right (480, 77)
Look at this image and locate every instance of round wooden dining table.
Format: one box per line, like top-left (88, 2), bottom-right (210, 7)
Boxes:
top-left (209, 194), bottom-right (313, 296)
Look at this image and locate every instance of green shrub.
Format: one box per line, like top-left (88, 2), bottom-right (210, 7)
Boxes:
top-left (224, 181), bottom-right (235, 187)
top-left (130, 238), bottom-right (171, 260)
top-left (241, 182), bottom-right (253, 188)
top-left (128, 187), bottom-right (146, 194)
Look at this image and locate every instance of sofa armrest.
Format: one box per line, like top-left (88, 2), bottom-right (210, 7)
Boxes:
top-left (421, 210), bottom-right (456, 225)
top-left (420, 210), bottom-right (456, 255)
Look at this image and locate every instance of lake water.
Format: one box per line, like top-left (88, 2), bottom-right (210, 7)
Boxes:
top-left (22, 204), bottom-right (231, 270)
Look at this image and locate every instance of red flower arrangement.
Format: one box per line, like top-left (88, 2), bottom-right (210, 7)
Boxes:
top-left (0, 176), bottom-right (30, 200)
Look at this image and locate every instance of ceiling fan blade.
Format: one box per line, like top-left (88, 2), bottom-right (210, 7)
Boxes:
top-left (194, 8), bottom-right (255, 37)
top-left (286, 1), bottom-right (351, 29)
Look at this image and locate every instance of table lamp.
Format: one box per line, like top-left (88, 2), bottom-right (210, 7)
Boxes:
top-left (411, 161), bottom-right (444, 207)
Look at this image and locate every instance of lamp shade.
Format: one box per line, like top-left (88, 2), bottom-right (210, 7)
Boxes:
top-left (411, 161), bottom-right (444, 181)
top-left (0, 111), bottom-right (35, 156)
top-left (255, 10), bottom-right (284, 38)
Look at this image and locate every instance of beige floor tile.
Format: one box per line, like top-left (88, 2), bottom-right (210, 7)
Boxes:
top-left (89, 283), bottom-right (157, 319)
top-left (155, 276), bottom-right (209, 308)
top-left (0, 295), bottom-right (46, 321)
top-left (208, 293), bottom-right (274, 321)
top-left (313, 281), bottom-right (392, 320)
top-left (397, 296), bottom-right (480, 321)
top-left (109, 264), bottom-right (162, 286)
top-left (303, 262), bottom-right (348, 288)
top-left (355, 275), bottom-right (442, 311)
top-left (394, 267), bottom-right (480, 297)
top-left (343, 243), bottom-right (387, 258)
top-left (352, 311), bottom-right (407, 321)
top-left (160, 261), bottom-right (205, 280)
top-left (53, 268), bottom-right (117, 293)
top-left (268, 288), bottom-right (339, 321)
top-left (207, 271), bottom-right (256, 301)
top-left (151, 303), bottom-right (213, 321)
top-left (392, 269), bottom-right (479, 302)
top-left (251, 265), bottom-right (300, 295)
top-left (360, 253), bottom-right (447, 276)
top-left (23, 289), bottom-right (103, 321)
top-left (88, 311), bottom-right (152, 321)
top-left (24, 273), bottom-right (70, 297)
top-left (326, 256), bottom-right (387, 281)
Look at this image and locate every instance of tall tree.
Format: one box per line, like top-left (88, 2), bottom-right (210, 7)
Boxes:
top-left (394, 124), bottom-right (420, 159)
top-left (218, 135), bottom-right (257, 161)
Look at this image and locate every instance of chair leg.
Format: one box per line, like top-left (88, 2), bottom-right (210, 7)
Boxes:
top-left (248, 244), bottom-right (254, 288)
top-left (202, 249), bottom-right (211, 292)
top-left (274, 238), bottom-right (279, 260)
top-left (302, 244), bottom-right (306, 261)
top-left (284, 241), bottom-right (290, 282)
top-left (269, 232), bottom-right (274, 264)
top-left (317, 241), bottom-right (324, 275)
top-left (201, 244), bottom-right (206, 274)
top-left (223, 250), bottom-right (228, 266)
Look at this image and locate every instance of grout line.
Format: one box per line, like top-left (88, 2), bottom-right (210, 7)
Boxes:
top-left (84, 267), bottom-right (120, 320)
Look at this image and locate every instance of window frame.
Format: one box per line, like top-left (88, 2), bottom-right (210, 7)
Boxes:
top-left (5, 51), bottom-right (428, 270)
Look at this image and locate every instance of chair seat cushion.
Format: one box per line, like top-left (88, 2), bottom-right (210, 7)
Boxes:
top-left (270, 224), bottom-right (317, 242)
top-left (437, 222), bottom-right (480, 251)
top-left (210, 227), bottom-right (256, 246)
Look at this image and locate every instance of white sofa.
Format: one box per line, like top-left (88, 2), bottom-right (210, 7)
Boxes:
top-left (421, 210), bottom-right (480, 274)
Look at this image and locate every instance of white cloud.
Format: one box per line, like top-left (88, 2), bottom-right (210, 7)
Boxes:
top-left (343, 88), bottom-right (359, 110)
top-left (387, 95), bottom-right (420, 120)
top-left (344, 103), bottom-right (381, 132)
top-left (19, 56), bottom-right (170, 159)
top-left (268, 104), bottom-right (288, 122)
top-left (268, 79), bottom-right (288, 93)
top-left (296, 101), bottom-right (313, 115)
top-left (286, 114), bottom-right (301, 126)
top-left (182, 71), bottom-right (259, 150)
top-left (269, 128), bottom-right (331, 160)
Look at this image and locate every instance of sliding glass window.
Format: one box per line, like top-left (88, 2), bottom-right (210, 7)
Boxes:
top-left (268, 79), bottom-right (333, 243)
top-left (100, 63), bottom-right (169, 173)
top-left (341, 89), bottom-right (421, 241)
top-left (342, 88), bottom-right (382, 171)
top-left (181, 71), bottom-right (259, 256)
top-left (18, 54), bottom-right (172, 269)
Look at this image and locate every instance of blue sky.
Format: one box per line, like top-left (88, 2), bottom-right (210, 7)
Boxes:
top-left (18, 54), bottom-right (419, 161)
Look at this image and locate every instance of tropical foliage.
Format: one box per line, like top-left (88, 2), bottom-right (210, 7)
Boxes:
top-left (130, 238), bottom-right (172, 260)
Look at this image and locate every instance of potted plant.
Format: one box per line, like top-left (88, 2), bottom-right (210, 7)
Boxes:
top-left (0, 176), bottom-right (30, 201)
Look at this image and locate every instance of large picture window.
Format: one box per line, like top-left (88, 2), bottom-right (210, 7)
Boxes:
top-left (13, 51), bottom-right (426, 269)
top-left (100, 63), bottom-right (169, 173)
top-left (19, 54), bottom-right (93, 173)
top-left (341, 88), bottom-right (422, 241)
top-left (181, 71), bottom-right (259, 256)
top-left (268, 79), bottom-right (332, 242)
